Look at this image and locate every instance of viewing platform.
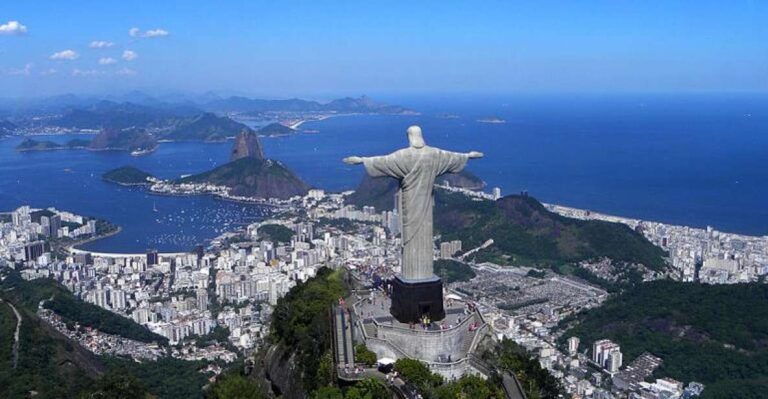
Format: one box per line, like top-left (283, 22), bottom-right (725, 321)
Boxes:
top-left (351, 288), bottom-right (489, 380)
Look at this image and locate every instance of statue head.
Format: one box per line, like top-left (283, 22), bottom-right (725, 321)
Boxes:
top-left (407, 125), bottom-right (426, 148)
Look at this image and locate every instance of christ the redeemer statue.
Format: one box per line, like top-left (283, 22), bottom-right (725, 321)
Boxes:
top-left (344, 125), bottom-right (483, 322)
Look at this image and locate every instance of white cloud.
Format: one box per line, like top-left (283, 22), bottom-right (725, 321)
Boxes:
top-left (72, 68), bottom-right (104, 77)
top-left (144, 28), bottom-right (169, 38)
top-left (128, 27), bottom-right (169, 38)
top-left (99, 57), bottom-right (117, 65)
top-left (0, 20), bottom-right (28, 36)
top-left (116, 67), bottom-right (137, 76)
top-left (5, 63), bottom-right (33, 76)
top-left (89, 40), bottom-right (114, 49)
top-left (40, 68), bottom-right (57, 76)
top-left (50, 50), bottom-right (79, 61)
top-left (122, 50), bottom-right (138, 61)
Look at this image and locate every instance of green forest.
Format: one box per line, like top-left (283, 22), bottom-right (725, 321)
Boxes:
top-left (435, 191), bottom-right (667, 270)
top-left (0, 272), bottom-right (166, 344)
top-left (561, 281), bottom-right (768, 398)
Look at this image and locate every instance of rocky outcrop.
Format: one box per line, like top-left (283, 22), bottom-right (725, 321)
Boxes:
top-left (251, 343), bottom-right (307, 399)
top-left (230, 129), bottom-right (265, 161)
top-left (178, 157), bottom-right (309, 199)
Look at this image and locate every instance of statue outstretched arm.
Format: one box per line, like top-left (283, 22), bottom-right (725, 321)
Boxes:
top-left (343, 156), bottom-right (364, 165)
top-left (467, 151), bottom-right (484, 159)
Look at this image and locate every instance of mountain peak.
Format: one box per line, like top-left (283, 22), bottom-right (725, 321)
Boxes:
top-left (230, 129), bottom-right (264, 161)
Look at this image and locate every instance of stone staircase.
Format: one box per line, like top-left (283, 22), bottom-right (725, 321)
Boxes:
top-left (362, 321), bottom-right (377, 338)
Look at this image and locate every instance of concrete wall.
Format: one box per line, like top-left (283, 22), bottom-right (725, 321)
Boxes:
top-left (375, 314), bottom-right (475, 363)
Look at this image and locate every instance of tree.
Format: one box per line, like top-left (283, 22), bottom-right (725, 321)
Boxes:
top-left (316, 350), bottom-right (336, 387)
top-left (313, 386), bottom-right (344, 399)
top-left (354, 378), bottom-right (389, 399)
top-left (435, 375), bottom-right (504, 399)
top-left (80, 373), bottom-right (151, 399)
top-left (394, 358), bottom-right (443, 394)
top-left (355, 344), bottom-right (378, 367)
top-left (208, 375), bottom-right (262, 399)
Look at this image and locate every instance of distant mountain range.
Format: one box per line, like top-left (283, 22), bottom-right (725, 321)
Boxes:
top-left (0, 92), bottom-right (413, 119)
top-left (0, 94), bottom-right (412, 150)
top-left (204, 94), bottom-right (415, 115)
top-left (0, 119), bottom-right (16, 136)
top-left (161, 112), bottom-right (249, 142)
top-left (89, 128), bottom-right (157, 152)
top-left (53, 100), bottom-right (199, 130)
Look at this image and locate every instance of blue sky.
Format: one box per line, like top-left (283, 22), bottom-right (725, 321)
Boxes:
top-left (1, 1), bottom-right (766, 98)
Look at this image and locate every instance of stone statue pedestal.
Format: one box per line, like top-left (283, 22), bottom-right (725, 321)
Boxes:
top-left (390, 275), bottom-right (445, 324)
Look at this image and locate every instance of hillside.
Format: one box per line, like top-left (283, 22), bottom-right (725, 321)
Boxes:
top-left (16, 138), bottom-right (91, 152)
top-left (0, 272), bottom-right (167, 345)
top-left (0, 119), bottom-right (16, 135)
top-left (161, 112), bottom-right (249, 142)
top-left (179, 157), bottom-right (309, 199)
top-left (204, 94), bottom-right (414, 114)
top-left (348, 177), bottom-right (668, 270)
top-left (89, 128), bottom-right (158, 152)
top-left (102, 166), bottom-right (155, 185)
top-left (258, 122), bottom-right (295, 136)
top-left (560, 281), bottom-right (768, 398)
top-left (0, 296), bottom-right (106, 398)
top-left (54, 101), bottom-right (196, 130)
top-left (346, 170), bottom-right (485, 211)
top-left (435, 191), bottom-right (667, 270)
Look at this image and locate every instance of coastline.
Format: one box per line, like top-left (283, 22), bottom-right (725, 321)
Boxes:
top-left (66, 225), bottom-right (123, 252)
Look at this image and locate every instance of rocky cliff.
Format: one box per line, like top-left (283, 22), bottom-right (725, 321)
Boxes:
top-left (230, 129), bottom-right (265, 161)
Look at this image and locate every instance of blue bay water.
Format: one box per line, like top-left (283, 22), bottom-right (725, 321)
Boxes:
top-left (0, 94), bottom-right (766, 253)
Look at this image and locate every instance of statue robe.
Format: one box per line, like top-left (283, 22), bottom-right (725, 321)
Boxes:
top-left (363, 146), bottom-right (468, 281)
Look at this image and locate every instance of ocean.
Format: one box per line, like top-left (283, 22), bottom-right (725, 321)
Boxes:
top-left (1, 93), bottom-right (766, 252)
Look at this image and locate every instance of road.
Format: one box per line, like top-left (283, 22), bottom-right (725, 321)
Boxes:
top-left (1, 298), bottom-right (22, 369)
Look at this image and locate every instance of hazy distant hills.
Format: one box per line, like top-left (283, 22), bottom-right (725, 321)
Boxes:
top-left (258, 122), bottom-right (296, 136)
top-left (89, 127), bottom-right (157, 152)
top-left (0, 92), bottom-right (412, 119)
top-left (203, 94), bottom-right (414, 115)
top-left (1, 93), bottom-right (412, 146)
top-left (54, 100), bottom-right (199, 130)
top-left (0, 120), bottom-right (16, 136)
top-left (162, 112), bottom-right (250, 142)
